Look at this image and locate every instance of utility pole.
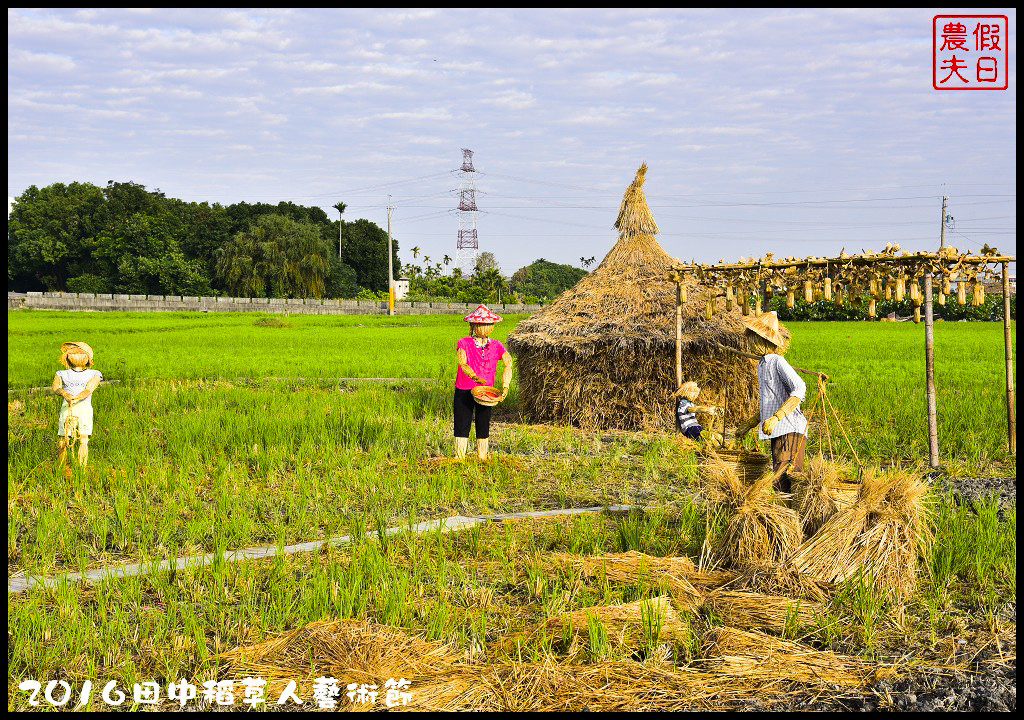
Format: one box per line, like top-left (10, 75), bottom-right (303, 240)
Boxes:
top-left (939, 195), bottom-right (948, 249)
top-left (333, 201), bottom-right (347, 259)
top-left (387, 195), bottom-right (395, 316)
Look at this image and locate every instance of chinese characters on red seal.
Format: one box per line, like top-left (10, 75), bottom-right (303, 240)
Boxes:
top-left (933, 15), bottom-right (1008, 90)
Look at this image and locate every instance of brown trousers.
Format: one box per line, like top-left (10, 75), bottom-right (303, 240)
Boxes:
top-left (770, 432), bottom-right (806, 494)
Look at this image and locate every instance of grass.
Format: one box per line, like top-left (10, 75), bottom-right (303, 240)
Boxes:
top-left (8, 503), bottom-right (1014, 709)
top-left (6, 311), bottom-right (1017, 709)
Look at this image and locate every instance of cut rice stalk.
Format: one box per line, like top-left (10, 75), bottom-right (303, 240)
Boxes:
top-left (703, 626), bottom-right (875, 687)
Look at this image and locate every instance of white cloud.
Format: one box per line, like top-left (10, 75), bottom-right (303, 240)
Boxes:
top-left (8, 48), bottom-right (76, 71)
top-left (5, 8), bottom-right (1015, 270)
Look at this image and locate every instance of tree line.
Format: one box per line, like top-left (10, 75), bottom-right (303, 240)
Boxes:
top-left (7, 181), bottom-right (398, 299)
top-left (7, 181), bottom-right (590, 303)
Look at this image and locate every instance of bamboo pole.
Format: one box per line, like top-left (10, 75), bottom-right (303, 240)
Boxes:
top-left (675, 281), bottom-right (683, 389)
top-left (1003, 261), bottom-right (1016, 454)
top-left (924, 274), bottom-right (939, 467)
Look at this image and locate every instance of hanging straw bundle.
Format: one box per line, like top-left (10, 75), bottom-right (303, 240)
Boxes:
top-left (790, 469), bottom-right (931, 598)
top-left (698, 451), bottom-right (802, 571)
top-left (790, 456), bottom-right (860, 537)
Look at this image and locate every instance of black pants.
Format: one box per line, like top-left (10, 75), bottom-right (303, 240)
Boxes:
top-left (453, 388), bottom-right (492, 439)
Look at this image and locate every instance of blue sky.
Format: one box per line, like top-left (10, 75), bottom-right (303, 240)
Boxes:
top-left (8, 8), bottom-right (1017, 275)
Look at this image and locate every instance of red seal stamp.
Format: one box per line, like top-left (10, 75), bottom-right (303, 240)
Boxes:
top-left (933, 15), bottom-right (1009, 90)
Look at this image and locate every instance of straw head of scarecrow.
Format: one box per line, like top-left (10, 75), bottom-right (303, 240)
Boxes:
top-left (464, 304), bottom-right (503, 338)
top-left (742, 311), bottom-right (787, 356)
top-left (678, 381), bottom-right (701, 402)
top-left (60, 341), bottom-right (95, 370)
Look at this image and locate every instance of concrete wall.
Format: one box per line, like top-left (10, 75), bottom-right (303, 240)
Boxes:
top-left (8, 292), bottom-right (544, 316)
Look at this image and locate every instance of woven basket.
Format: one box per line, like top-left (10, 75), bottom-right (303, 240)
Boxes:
top-left (471, 386), bottom-right (502, 407)
top-left (703, 448), bottom-right (772, 484)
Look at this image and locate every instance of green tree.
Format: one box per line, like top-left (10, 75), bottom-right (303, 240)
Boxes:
top-left (93, 210), bottom-right (210, 295)
top-left (216, 214), bottom-right (332, 298)
top-left (169, 200), bottom-right (233, 290)
top-left (474, 251), bottom-right (500, 275)
top-left (8, 182), bottom-right (106, 290)
top-left (509, 258), bottom-right (588, 301)
top-left (474, 267), bottom-right (508, 302)
top-left (340, 218), bottom-right (400, 293)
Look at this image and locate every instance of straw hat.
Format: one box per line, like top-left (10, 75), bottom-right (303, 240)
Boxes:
top-left (471, 386), bottom-right (502, 406)
top-left (60, 341), bottom-right (94, 368)
top-left (464, 304), bottom-right (502, 324)
top-left (742, 311), bottom-right (786, 348)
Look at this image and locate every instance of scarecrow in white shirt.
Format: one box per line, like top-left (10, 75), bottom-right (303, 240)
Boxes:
top-left (52, 341), bottom-right (103, 469)
top-left (733, 312), bottom-right (806, 493)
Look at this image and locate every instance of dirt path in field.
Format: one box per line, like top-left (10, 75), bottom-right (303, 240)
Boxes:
top-left (6, 505), bottom-right (636, 595)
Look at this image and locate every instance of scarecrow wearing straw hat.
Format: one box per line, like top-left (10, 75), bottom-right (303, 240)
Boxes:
top-left (454, 304), bottom-right (513, 461)
top-left (52, 342), bottom-right (103, 470)
top-left (733, 312), bottom-right (806, 493)
top-left (674, 381), bottom-right (722, 445)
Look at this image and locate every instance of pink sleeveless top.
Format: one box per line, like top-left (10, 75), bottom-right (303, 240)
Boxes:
top-left (455, 337), bottom-right (506, 390)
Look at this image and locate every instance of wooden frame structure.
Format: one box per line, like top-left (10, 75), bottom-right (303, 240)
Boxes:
top-left (668, 245), bottom-right (1016, 465)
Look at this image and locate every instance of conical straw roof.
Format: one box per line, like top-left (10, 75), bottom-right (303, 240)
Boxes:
top-left (614, 162), bottom-right (659, 239)
top-left (508, 163), bottom-right (747, 356)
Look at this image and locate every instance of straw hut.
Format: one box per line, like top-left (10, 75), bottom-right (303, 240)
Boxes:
top-left (507, 163), bottom-right (782, 431)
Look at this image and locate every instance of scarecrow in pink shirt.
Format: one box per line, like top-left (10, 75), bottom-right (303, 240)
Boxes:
top-left (454, 304), bottom-right (513, 461)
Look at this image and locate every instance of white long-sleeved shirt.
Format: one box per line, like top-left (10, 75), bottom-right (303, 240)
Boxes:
top-left (757, 354), bottom-right (807, 440)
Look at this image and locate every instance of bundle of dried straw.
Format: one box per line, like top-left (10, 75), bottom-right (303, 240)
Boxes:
top-left (790, 468), bottom-right (932, 598)
top-left (496, 595), bottom-right (689, 659)
top-left (550, 551), bottom-right (705, 611)
top-left (703, 626), bottom-right (874, 687)
top-left (699, 451), bottom-right (802, 571)
top-left (791, 455), bottom-right (860, 537)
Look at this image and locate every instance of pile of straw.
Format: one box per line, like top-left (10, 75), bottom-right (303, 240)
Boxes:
top-left (791, 468), bottom-right (931, 598)
top-left (791, 456), bottom-right (859, 537)
top-left (703, 447), bottom-right (771, 484)
top-left (703, 626), bottom-right (874, 687)
top-left (496, 596), bottom-right (689, 658)
top-left (221, 618), bottom-right (874, 711)
top-left (707, 589), bottom-right (822, 634)
top-left (507, 163), bottom-right (785, 431)
top-left (219, 619), bottom-right (465, 698)
top-left (412, 660), bottom-right (794, 712)
top-left (550, 551), bottom-right (705, 611)
top-left (730, 564), bottom-right (833, 604)
top-left (699, 451), bottom-right (802, 570)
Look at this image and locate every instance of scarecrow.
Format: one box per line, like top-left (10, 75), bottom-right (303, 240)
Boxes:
top-left (52, 341), bottom-right (103, 469)
top-left (454, 305), bottom-right (513, 461)
top-left (673, 380), bottom-right (722, 444)
top-left (733, 311), bottom-right (806, 493)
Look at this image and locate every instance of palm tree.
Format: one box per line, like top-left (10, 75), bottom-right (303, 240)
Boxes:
top-left (475, 267), bottom-right (507, 302)
top-left (411, 246), bottom-right (421, 259)
top-left (443, 254), bottom-right (452, 266)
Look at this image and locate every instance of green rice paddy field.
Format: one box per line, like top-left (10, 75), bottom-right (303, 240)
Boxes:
top-left (7, 312), bottom-right (1016, 710)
